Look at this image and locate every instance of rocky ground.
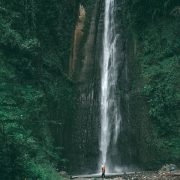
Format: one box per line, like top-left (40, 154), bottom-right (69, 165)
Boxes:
top-left (61, 165), bottom-right (180, 180)
top-left (112, 171), bottom-right (180, 180)
top-left (72, 172), bottom-right (180, 180)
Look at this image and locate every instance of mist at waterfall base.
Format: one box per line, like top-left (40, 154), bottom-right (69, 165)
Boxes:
top-left (99, 0), bottom-right (122, 173)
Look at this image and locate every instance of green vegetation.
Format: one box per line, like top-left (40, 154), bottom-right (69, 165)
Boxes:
top-left (0, 0), bottom-right (79, 179)
top-left (140, 20), bottom-right (180, 166)
top-left (123, 0), bottom-right (180, 168)
top-left (0, 0), bottom-right (179, 178)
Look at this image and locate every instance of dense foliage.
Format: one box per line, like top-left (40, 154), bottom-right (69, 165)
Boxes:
top-left (123, 0), bottom-right (180, 168)
top-left (140, 20), bottom-right (180, 165)
top-left (0, 0), bottom-right (79, 179)
top-left (0, 0), bottom-right (179, 178)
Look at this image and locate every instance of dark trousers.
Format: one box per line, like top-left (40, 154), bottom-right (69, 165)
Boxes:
top-left (102, 172), bottom-right (105, 178)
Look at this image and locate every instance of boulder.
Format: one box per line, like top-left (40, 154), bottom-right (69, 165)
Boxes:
top-left (159, 164), bottom-right (177, 174)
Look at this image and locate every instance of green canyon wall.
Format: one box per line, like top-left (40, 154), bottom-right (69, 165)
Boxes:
top-left (0, 0), bottom-right (80, 179)
top-left (69, 0), bottom-right (180, 173)
top-left (121, 0), bottom-right (180, 169)
top-left (0, 0), bottom-right (179, 178)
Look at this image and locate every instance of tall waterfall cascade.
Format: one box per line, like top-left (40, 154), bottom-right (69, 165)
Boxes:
top-left (100, 0), bottom-right (122, 171)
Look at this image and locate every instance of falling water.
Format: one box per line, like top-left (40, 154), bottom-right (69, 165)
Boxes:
top-left (100, 0), bottom-right (122, 170)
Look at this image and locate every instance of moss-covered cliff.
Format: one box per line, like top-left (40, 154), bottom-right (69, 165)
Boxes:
top-left (70, 0), bottom-right (180, 171)
top-left (120, 0), bottom-right (180, 169)
top-left (0, 0), bottom-right (79, 179)
top-left (0, 0), bottom-right (179, 178)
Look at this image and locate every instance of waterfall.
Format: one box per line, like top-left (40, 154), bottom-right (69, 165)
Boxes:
top-left (100, 0), bottom-right (122, 170)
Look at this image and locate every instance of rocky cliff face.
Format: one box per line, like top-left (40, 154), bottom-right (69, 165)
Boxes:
top-left (69, 0), bottom-right (140, 173)
top-left (69, 0), bottom-right (103, 173)
top-left (69, 5), bottom-right (86, 77)
top-left (64, 0), bottom-right (180, 173)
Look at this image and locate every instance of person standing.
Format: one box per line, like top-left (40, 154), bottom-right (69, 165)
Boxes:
top-left (101, 164), bottom-right (106, 178)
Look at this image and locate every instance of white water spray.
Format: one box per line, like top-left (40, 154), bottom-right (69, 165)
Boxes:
top-left (100, 0), bottom-right (122, 168)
